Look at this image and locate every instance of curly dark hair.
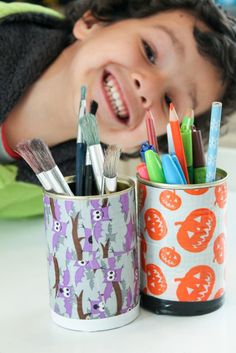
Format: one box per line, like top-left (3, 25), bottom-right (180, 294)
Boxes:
top-left (65, 0), bottom-right (236, 158)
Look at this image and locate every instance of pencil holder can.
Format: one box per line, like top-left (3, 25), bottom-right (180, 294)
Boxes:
top-left (43, 177), bottom-right (139, 331)
top-left (138, 169), bottom-right (228, 316)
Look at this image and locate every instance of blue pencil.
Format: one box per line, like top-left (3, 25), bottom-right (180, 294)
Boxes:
top-left (205, 102), bottom-right (222, 183)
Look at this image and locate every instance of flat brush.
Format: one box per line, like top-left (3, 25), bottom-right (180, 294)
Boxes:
top-left (16, 139), bottom-right (73, 195)
top-left (103, 145), bottom-right (121, 193)
top-left (15, 141), bottom-right (52, 191)
top-left (79, 113), bottom-right (104, 194)
top-left (76, 85), bottom-right (87, 195)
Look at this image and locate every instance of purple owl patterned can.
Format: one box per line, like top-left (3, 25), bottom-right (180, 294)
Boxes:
top-left (43, 177), bottom-right (139, 331)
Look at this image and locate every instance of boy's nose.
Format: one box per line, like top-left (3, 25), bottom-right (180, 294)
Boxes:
top-left (131, 72), bottom-right (153, 110)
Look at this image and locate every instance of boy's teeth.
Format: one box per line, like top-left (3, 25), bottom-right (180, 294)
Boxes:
top-left (104, 74), bottom-right (128, 119)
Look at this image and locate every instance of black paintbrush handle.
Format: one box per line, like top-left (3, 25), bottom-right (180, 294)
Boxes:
top-left (84, 164), bottom-right (94, 196)
top-left (76, 142), bottom-right (86, 196)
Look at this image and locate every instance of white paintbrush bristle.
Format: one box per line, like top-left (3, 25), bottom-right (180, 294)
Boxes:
top-left (79, 113), bottom-right (100, 146)
top-left (29, 139), bottom-right (56, 172)
top-left (103, 145), bottom-right (121, 178)
top-left (15, 140), bottom-right (44, 174)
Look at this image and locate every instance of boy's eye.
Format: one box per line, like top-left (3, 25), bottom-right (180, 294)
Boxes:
top-left (142, 40), bottom-right (157, 64)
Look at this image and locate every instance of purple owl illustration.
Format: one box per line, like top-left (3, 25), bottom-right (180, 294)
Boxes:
top-left (82, 226), bottom-right (93, 252)
top-left (90, 199), bottom-right (111, 242)
top-left (103, 257), bottom-right (123, 315)
top-left (74, 251), bottom-right (100, 285)
top-left (49, 198), bottom-right (69, 251)
top-left (89, 292), bottom-right (106, 319)
top-left (124, 216), bottom-right (136, 252)
top-left (119, 193), bottom-right (129, 221)
top-left (53, 257), bottom-right (74, 317)
top-left (132, 248), bottom-right (139, 304)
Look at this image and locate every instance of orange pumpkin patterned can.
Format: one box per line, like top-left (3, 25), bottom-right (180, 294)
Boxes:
top-left (137, 168), bottom-right (228, 316)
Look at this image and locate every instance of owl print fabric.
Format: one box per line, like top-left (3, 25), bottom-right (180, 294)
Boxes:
top-left (138, 181), bottom-right (227, 303)
top-left (44, 186), bottom-right (139, 322)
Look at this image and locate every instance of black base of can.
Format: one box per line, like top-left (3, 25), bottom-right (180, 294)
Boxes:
top-left (140, 293), bottom-right (225, 316)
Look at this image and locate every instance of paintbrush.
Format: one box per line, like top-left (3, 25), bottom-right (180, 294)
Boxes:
top-left (76, 85), bottom-right (87, 196)
top-left (79, 113), bottom-right (104, 194)
top-left (103, 145), bottom-right (121, 194)
top-left (15, 141), bottom-right (52, 191)
top-left (83, 100), bottom-right (99, 196)
top-left (16, 139), bottom-right (73, 195)
top-left (90, 100), bottom-right (98, 115)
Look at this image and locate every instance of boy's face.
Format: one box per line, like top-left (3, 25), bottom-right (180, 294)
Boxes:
top-left (70, 10), bottom-right (224, 152)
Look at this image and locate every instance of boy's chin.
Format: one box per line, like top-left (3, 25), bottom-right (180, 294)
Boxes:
top-left (121, 145), bottom-right (140, 154)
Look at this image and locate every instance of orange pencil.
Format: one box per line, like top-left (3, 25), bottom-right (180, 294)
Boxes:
top-left (169, 103), bottom-right (190, 184)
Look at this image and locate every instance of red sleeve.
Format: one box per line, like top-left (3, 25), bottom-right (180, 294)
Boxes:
top-left (0, 122), bottom-right (21, 162)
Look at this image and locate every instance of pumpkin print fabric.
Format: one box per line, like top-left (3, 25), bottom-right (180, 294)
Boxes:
top-left (138, 180), bottom-right (227, 302)
top-left (43, 185), bottom-right (139, 324)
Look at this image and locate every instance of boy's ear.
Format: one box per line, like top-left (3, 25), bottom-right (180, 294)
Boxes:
top-left (73, 11), bottom-right (102, 40)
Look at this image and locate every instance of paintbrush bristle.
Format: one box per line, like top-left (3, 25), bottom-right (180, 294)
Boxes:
top-left (15, 140), bottom-right (44, 174)
top-left (79, 113), bottom-right (100, 146)
top-left (29, 139), bottom-right (56, 172)
top-left (103, 145), bottom-right (121, 178)
top-left (90, 100), bottom-right (98, 115)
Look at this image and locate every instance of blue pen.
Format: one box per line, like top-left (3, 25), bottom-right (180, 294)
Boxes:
top-left (140, 141), bottom-right (156, 162)
top-left (161, 154), bottom-right (187, 184)
top-left (206, 102), bottom-right (222, 183)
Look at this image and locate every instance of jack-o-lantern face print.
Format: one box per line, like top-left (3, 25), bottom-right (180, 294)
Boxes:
top-left (175, 265), bottom-right (215, 301)
top-left (146, 264), bottom-right (167, 296)
top-left (159, 247), bottom-right (181, 267)
top-left (215, 183), bottom-right (227, 209)
top-left (144, 208), bottom-right (168, 241)
top-left (213, 233), bottom-right (225, 264)
top-left (184, 188), bottom-right (209, 196)
top-left (214, 288), bottom-right (224, 299)
top-left (159, 190), bottom-right (182, 211)
top-left (138, 184), bottom-right (147, 212)
top-left (175, 208), bottom-right (216, 253)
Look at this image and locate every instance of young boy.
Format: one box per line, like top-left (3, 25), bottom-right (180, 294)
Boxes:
top-left (0, 0), bottom-right (235, 217)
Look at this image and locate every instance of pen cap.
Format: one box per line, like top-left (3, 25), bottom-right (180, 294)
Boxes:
top-left (145, 150), bottom-right (165, 183)
top-left (180, 130), bottom-right (193, 167)
top-left (136, 162), bottom-right (149, 180)
top-left (194, 166), bottom-right (207, 184)
top-left (161, 154), bottom-right (186, 185)
top-left (192, 127), bottom-right (206, 168)
top-left (140, 141), bottom-right (156, 162)
top-left (180, 109), bottom-right (194, 131)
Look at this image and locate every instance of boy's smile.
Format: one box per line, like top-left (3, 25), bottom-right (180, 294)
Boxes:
top-left (69, 10), bottom-right (224, 151)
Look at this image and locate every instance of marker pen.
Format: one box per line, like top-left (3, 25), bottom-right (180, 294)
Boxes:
top-left (192, 126), bottom-right (206, 184)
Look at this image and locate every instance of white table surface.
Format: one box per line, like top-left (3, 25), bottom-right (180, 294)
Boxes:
top-left (0, 192), bottom-right (236, 353)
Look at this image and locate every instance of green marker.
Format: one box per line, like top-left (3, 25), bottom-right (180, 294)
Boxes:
top-left (145, 150), bottom-right (166, 183)
top-left (180, 109), bottom-right (194, 183)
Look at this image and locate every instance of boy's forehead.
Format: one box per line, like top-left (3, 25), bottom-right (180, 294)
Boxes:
top-left (140, 9), bottom-right (209, 32)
